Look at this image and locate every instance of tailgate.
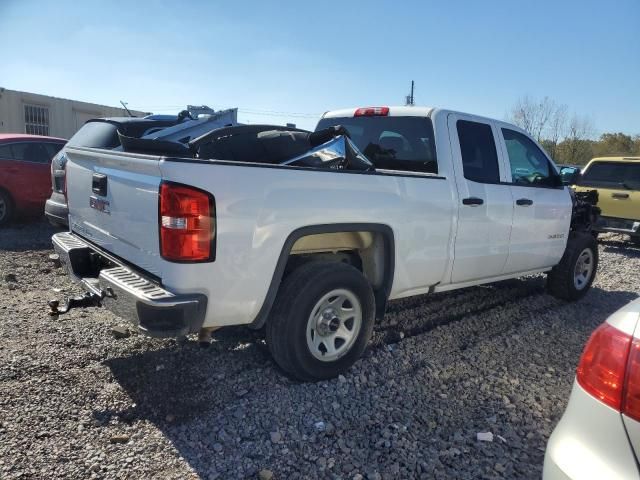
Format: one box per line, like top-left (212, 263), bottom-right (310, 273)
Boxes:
top-left (65, 146), bottom-right (164, 276)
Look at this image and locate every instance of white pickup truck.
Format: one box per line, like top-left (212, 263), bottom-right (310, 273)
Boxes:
top-left (53, 106), bottom-right (600, 381)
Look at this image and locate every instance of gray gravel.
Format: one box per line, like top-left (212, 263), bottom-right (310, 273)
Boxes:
top-left (1, 219), bottom-right (639, 479)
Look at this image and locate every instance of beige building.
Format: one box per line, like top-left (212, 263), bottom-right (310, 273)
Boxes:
top-left (0, 87), bottom-right (148, 139)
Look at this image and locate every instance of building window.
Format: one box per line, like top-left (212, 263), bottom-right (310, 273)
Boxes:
top-left (24, 105), bottom-right (50, 136)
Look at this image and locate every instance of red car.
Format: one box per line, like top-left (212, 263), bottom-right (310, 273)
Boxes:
top-left (0, 134), bottom-right (66, 225)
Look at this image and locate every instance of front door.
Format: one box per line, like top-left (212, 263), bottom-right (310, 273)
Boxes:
top-left (497, 126), bottom-right (572, 273)
top-left (447, 114), bottom-right (514, 283)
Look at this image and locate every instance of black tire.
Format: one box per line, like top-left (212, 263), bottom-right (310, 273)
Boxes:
top-left (0, 190), bottom-right (14, 226)
top-left (547, 232), bottom-right (598, 301)
top-left (266, 261), bottom-right (375, 381)
top-left (630, 236), bottom-right (640, 246)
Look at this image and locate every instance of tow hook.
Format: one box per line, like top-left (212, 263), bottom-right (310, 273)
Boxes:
top-left (48, 291), bottom-right (105, 316)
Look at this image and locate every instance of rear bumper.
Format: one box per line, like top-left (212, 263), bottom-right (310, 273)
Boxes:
top-left (45, 193), bottom-right (68, 226)
top-left (52, 231), bottom-right (207, 337)
top-left (594, 216), bottom-right (640, 236)
top-left (543, 381), bottom-right (639, 480)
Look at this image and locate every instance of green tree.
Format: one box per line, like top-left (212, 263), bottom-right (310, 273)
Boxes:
top-left (592, 133), bottom-right (635, 157)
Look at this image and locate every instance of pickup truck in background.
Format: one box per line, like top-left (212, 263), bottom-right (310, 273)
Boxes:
top-left (53, 106), bottom-right (600, 381)
top-left (573, 156), bottom-right (640, 244)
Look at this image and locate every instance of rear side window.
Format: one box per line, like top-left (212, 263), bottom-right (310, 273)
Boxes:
top-left (0, 145), bottom-right (13, 160)
top-left (581, 162), bottom-right (640, 189)
top-left (6, 142), bottom-right (51, 163)
top-left (315, 116), bottom-right (437, 174)
top-left (456, 120), bottom-right (500, 183)
top-left (44, 142), bottom-right (65, 157)
top-left (67, 121), bottom-right (120, 148)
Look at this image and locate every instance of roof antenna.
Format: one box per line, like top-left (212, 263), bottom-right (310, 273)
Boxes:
top-left (405, 80), bottom-right (415, 106)
top-left (120, 100), bottom-right (134, 117)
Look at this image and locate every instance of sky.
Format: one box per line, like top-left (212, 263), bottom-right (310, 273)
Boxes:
top-left (0, 0), bottom-right (638, 134)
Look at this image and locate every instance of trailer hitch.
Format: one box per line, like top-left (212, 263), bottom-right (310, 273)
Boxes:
top-left (48, 291), bottom-right (104, 316)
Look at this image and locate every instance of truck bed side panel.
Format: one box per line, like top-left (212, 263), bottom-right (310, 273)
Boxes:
top-left (158, 160), bottom-right (455, 327)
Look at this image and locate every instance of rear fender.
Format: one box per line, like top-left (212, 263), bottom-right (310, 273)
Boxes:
top-left (248, 223), bottom-right (395, 329)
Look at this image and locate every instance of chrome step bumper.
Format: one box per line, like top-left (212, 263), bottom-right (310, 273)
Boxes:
top-left (52, 232), bottom-right (206, 337)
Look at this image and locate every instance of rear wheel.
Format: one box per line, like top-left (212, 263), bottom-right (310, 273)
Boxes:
top-left (547, 232), bottom-right (598, 301)
top-left (266, 261), bottom-right (375, 381)
top-left (0, 190), bottom-right (14, 226)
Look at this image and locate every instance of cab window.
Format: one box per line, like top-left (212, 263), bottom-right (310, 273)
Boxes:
top-left (456, 120), bottom-right (500, 183)
top-left (502, 128), bottom-right (558, 187)
top-left (315, 116), bottom-right (437, 174)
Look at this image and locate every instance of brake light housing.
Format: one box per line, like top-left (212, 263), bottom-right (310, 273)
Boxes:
top-left (159, 182), bottom-right (215, 262)
top-left (575, 320), bottom-right (640, 422)
top-left (354, 106), bottom-right (389, 117)
top-left (576, 323), bottom-right (631, 410)
top-left (623, 339), bottom-right (640, 420)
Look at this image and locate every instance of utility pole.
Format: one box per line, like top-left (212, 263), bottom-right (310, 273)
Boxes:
top-left (405, 80), bottom-right (415, 106)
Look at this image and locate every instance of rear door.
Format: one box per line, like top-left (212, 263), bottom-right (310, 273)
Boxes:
top-left (0, 141), bottom-right (53, 207)
top-left (497, 127), bottom-right (572, 273)
top-left (447, 114), bottom-right (513, 283)
top-left (0, 143), bottom-right (23, 203)
top-left (578, 161), bottom-right (640, 222)
top-left (15, 141), bottom-right (58, 204)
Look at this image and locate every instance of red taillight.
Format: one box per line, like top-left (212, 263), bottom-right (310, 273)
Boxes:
top-left (623, 340), bottom-right (640, 421)
top-left (354, 106), bottom-right (389, 117)
top-left (159, 182), bottom-right (215, 262)
top-left (577, 323), bottom-right (632, 410)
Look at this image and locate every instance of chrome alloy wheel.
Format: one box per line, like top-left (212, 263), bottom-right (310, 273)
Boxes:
top-left (306, 289), bottom-right (362, 362)
top-left (574, 248), bottom-right (594, 290)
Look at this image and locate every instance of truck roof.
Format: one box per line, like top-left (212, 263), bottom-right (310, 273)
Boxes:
top-left (0, 133), bottom-right (66, 142)
top-left (320, 106), bottom-right (510, 127)
top-left (589, 156), bottom-right (640, 162)
top-left (322, 106), bottom-right (434, 118)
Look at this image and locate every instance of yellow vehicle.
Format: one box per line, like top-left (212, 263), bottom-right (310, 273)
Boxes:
top-left (574, 157), bottom-right (640, 243)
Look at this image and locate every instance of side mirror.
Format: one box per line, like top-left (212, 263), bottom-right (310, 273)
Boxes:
top-left (559, 167), bottom-right (580, 186)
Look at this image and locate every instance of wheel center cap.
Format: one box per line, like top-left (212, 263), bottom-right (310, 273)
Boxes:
top-left (317, 308), bottom-right (340, 336)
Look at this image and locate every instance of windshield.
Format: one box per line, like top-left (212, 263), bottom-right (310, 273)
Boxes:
top-left (315, 116), bottom-right (437, 174)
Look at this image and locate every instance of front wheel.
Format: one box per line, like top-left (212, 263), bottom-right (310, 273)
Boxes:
top-left (266, 261), bottom-right (375, 381)
top-left (547, 232), bottom-right (598, 301)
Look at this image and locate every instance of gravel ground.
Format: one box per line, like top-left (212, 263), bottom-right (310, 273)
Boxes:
top-left (1, 219), bottom-right (639, 480)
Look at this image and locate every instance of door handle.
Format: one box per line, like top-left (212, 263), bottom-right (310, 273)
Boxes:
top-left (612, 192), bottom-right (630, 199)
top-left (462, 197), bottom-right (484, 206)
top-left (516, 198), bottom-right (533, 206)
top-left (92, 173), bottom-right (108, 196)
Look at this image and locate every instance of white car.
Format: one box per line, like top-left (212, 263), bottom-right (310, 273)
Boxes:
top-left (53, 105), bottom-right (600, 380)
top-left (544, 298), bottom-right (640, 479)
